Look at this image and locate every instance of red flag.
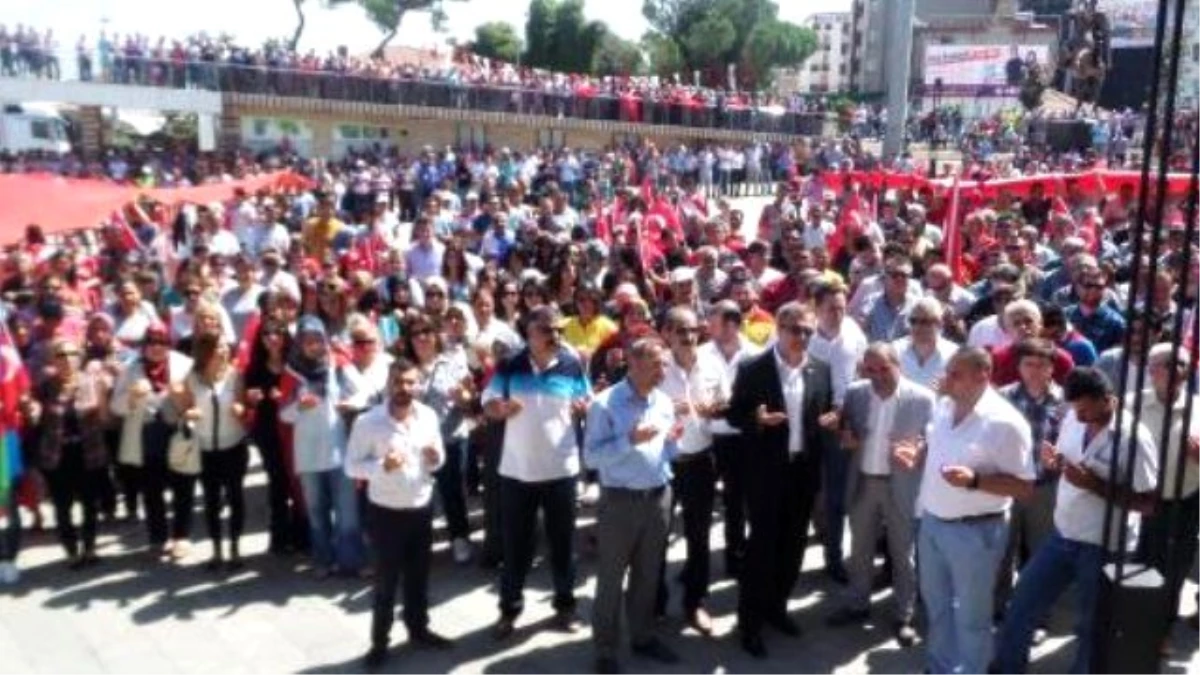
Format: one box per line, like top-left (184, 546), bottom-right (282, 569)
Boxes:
top-left (944, 175), bottom-right (965, 284)
top-left (828, 186), bottom-right (865, 261)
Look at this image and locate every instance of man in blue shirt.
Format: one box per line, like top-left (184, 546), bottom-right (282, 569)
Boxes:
top-left (585, 337), bottom-right (681, 674)
top-left (1066, 270), bottom-right (1126, 353)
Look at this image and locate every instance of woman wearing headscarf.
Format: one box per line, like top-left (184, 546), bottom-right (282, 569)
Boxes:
top-left (110, 324), bottom-right (194, 558)
top-left (279, 316), bottom-right (365, 578)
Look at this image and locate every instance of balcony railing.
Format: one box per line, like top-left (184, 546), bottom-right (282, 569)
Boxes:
top-left (3, 50), bottom-right (827, 136)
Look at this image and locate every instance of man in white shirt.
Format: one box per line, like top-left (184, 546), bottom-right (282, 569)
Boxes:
top-left (995, 366), bottom-right (1158, 674)
top-left (807, 280), bottom-right (867, 582)
top-left (346, 358), bottom-right (454, 669)
top-left (902, 346), bottom-right (1035, 675)
top-left (699, 301), bottom-right (759, 577)
top-left (827, 344), bottom-right (934, 646)
top-left (658, 308), bottom-right (726, 635)
top-left (405, 217), bottom-right (446, 282)
top-left (891, 298), bottom-right (960, 390)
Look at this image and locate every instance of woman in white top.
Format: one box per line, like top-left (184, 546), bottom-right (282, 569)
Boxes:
top-left (173, 332), bottom-right (249, 571)
top-left (109, 324), bottom-right (194, 558)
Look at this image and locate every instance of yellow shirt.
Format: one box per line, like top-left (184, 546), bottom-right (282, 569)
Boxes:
top-left (302, 216), bottom-right (345, 259)
top-left (562, 315), bottom-right (618, 355)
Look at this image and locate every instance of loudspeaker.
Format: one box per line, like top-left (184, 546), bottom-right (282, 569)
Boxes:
top-left (1093, 563), bottom-right (1171, 674)
top-left (1045, 120), bottom-right (1093, 153)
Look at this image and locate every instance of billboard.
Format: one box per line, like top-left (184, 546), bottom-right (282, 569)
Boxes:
top-left (923, 45), bottom-right (1052, 95)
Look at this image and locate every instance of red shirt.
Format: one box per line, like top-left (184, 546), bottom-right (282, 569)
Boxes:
top-left (989, 343), bottom-right (1074, 387)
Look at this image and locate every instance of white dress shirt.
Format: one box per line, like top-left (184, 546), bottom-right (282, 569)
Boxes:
top-left (862, 389), bottom-right (898, 475)
top-left (1131, 390), bottom-right (1199, 499)
top-left (345, 401), bottom-right (445, 510)
top-left (919, 387), bottom-right (1035, 519)
top-left (775, 348), bottom-right (806, 454)
top-left (967, 315), bottom-right (1009, 349)
top-left (808, 318), bottom-right (868, 406)
top-left (660, 352), bottom-right (724, 455)
top-left (697, 337), bottom-right (758, 436)
top-left (892, 335), bottom-right (960, 390)
top-left (1054, 409), bottom-right (1158, 549)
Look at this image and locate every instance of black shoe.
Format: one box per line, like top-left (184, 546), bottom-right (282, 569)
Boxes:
top-left (362, 645), bottom-right (388, 671)
top-left (631, 639), bottom-right (679, 664)
top-left (740, 631), bottom-right (768, 659)
top-left (67, 554), bottom-right (86, 571)
top-left (872, 570), bottom-right (893, 591)
top-left (826, 565), bottom-right (849, 585)
top-left (492, 616), bottom-right (516, 641)
top-left (826, 607), bottom-right (869, 627)
top-left (411, 628), bottom-right (454, 650)
top-left (204, 556), bottom-right (224, 573)
top-left (766, 613), bottom-right (801, 637)
top-left (594, 657), bottom-right (621, 674)
top-left (895, 621), bottom-right (918, 648)
top-left (552, 610), bottom-right (583, 633)
top-left (81, 551), bottom-right (101, 568)
top-left (226, 556), bottom-right (245, 572)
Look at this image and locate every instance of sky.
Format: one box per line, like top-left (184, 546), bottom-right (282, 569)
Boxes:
top-left (10, 0), bottom-right (853, 55)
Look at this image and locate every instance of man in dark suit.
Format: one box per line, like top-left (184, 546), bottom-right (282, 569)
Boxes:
top-left (725, 301), bottom-right (838, 658)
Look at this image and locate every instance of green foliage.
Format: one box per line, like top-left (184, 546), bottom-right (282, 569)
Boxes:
top-left (521, 0), bottom-right (617, 74)
top-left (336, 0), bottom-right (466, 56)
top-left (592, 32), bottom-right (644, 76)
top-left (641, 0), bottom-right (816, 89)
top-left (642, 32), bottom-right (684, 77)
top-left (523, 0), bottom-right (558, 67)
top-left (473, 21), bottom-right (523, 63)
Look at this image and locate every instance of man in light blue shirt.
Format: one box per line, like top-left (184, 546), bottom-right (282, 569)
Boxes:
top-left (585, 337), bottom-right (681, 673)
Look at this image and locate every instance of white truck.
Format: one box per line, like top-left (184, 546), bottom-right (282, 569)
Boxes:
top-left (0, 104), bottom-right (71, 154)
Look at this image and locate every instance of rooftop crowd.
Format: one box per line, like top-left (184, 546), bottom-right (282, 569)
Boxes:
top-left (0, 113), bottom-right (1196, 675)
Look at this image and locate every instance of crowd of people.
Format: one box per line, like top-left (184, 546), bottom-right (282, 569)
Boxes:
top-left (1, 25), bottom-right (830, 134)
top-left (0, 127), bottom-right (1196, 675)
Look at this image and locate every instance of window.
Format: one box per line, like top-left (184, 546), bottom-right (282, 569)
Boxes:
top-left (456, 123), bottom-right (486, 148)
top-left (338, 124), bottom-right (362, 140)
top-left (30, 119), bottom-right (50, 140)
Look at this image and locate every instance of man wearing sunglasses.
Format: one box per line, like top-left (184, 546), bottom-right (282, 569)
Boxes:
top-left (482, 305), bottom-right (592, 641)
top-left (724, 301), bottom-right (836, 658)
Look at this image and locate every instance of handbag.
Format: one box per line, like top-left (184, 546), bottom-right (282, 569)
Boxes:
top-left (167, 423), bottom-right (200, 476)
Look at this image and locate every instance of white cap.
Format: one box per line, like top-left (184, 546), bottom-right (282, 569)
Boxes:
top-left (670, 266), bottom-right (696, 285)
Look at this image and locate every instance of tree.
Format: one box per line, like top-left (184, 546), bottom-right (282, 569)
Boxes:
top-left (640, 0), bottom-right (816, 89)
top-left (473, 21), bottom-right (523, 63)
top-left (741, 18), bottom-right (816, 88)
top-left (642, 32), bottom-right (684, 78)
top-left (524, 0), bottom-right (557, 68)
top-left (347, 0), bottom-right (468, 56)
top-left (592, 32), bottom-right (643, 76)
top-left (290, 0), bottom-right (307, 50)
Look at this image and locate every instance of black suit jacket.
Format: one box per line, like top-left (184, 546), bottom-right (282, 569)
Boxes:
top-left (725, 349), bottom-right (835, 487)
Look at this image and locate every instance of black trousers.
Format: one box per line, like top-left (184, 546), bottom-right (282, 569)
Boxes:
top-left (370, 503), bottom-right (433, 647)
top-left (255, 428), bottom-right (307, 552)
top-left (1137, 491), bottom-right (1200, 619)
top-left (739, 452), bottom-right (820, 635)
top-left (712, 434), bottom-right (748, 572)
top-left (675, 450), bottom-right (717, 612)
top-left (498, 476), bottom-right (577, 618)
top-left (126, 446), bottom-right (171, 546)
top-left (43, 451), bottom-right (106, 558)
top-left (199, 444), bottom-right (250, 552)
top-left (433, 439), bottom-right (469, 539)
top-left (480, 423), bottom-right (505, 563)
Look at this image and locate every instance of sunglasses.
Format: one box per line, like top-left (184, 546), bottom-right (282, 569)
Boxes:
top-left (675, 326), bottom-right (702, 336)
top-left (425, 290), bottom-right (446, 298)
top-left (185, 290), bottom-right (201, 298)
top-left (534, 324), bottom-right (564, 336)
top-left (781, 324), bottom-right (815, 338)
top-left (909, 317), bottom-right (939, 326)
top-left (1082, 282), bottom-right (1105, 290)
top-left (54, 350), bottom-right (80, 358)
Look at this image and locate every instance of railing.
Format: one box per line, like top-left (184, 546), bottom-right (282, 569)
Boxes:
top-left (2, 47), bottom-right (826, 136)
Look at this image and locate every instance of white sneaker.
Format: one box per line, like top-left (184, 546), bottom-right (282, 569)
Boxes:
top-left (0, 561), bottom-right (18, 584)
top-left (452, 537), bottom-right (473, 565)
top-left (579, 482), bottom-right (601, 507)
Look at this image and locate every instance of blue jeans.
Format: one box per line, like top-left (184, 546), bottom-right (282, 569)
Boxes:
top-left (995, 530), bottom-right (1102, 674)
top-left (918, 513), bottom-right (1009, 674)
top-left (299, 469), bottom-right (364, 572)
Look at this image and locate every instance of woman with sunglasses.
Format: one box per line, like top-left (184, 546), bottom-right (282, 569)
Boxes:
top-left (279, 316), bottom-right (365, 578)
top-left (243, 318), bottom-right (308, 556)
top-left (173, 333), bottom-right (250, 571)
top-left (403, 313), bottom-right (475, 565)
top-left (111, 324), bottom-right (195, 559)
top-left (30, 338), bottom-right (111, 568)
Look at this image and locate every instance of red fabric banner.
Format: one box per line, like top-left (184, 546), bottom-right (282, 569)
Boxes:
top-left (0, 171), bottom-right (314, 243)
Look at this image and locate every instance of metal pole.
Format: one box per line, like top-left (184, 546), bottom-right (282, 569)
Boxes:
top-left (883, 0), bottom-right (915, 160)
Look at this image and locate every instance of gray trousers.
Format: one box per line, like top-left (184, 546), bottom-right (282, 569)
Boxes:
top-left (995, 480), bottom-right (1057, 612)
top-left (592, 485), bottom-right (672, 659)
top-left (845, 475), bottom-right (917, 621)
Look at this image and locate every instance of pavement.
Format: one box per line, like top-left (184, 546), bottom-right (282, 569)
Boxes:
top-left (1, 193), bottom-right (1197, 674)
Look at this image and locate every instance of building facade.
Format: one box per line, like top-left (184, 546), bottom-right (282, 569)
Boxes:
top-left (790, 12), bottom-right (853, 94)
